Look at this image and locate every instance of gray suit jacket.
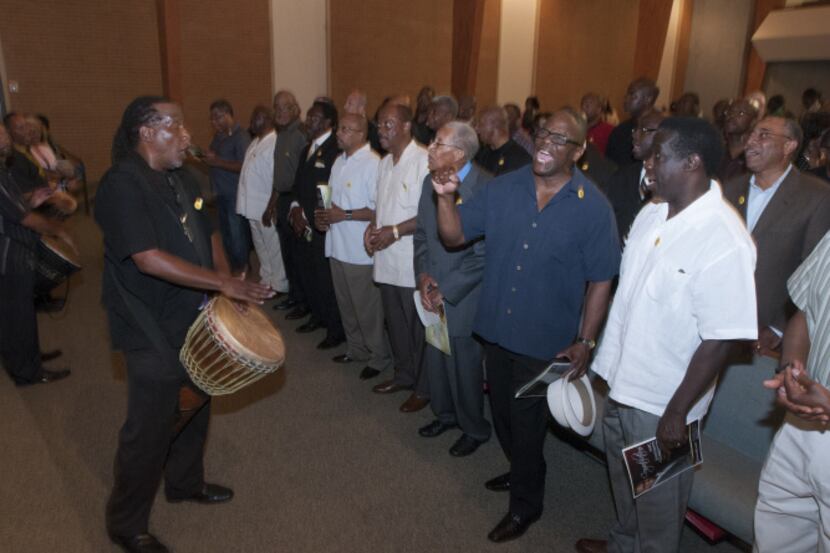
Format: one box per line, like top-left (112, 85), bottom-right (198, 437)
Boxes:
top-left (413, 165), bottom-right (491, 337)
top-left (723, 168), bottom-right (830, 330)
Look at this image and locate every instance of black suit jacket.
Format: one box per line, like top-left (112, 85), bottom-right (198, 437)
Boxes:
top-left (288, 133), bottom-right (341, 230)
top-left (602, 161), bottom-right (644, 244)
top-left (723, 168), bottom-right (830, 330)
top-left (605, 119), bottom-right (636, 167)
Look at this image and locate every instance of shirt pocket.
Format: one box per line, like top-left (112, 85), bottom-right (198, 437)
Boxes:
top-left (645, 262), bottom-right (691, 307)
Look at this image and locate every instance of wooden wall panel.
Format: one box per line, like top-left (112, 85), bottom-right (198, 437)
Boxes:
top-left (632, 0), bottom-right (674, 81)
top-left (475, 0), bottom-right (501, 109)
top-left (329, 0), bottom-right (453, 117)
top-left (534, 0), bottom-right (639, 117)
top-left (179, 0), bottom-right (272, 150)
top-left (0, 0), bottom-right (162, 180)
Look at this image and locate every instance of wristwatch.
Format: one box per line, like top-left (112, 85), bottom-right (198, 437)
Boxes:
top-left (576, 337), bottom-right (596, 350)
top-left (345, 209), bottom-right (353, 221)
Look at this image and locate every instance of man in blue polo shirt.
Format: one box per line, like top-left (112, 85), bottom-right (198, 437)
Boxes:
top-left (433, 108), bottom-right (621, 543)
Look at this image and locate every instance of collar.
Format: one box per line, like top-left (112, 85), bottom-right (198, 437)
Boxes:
top-left (749, 163), bottom-right (792, 193)
top-left (660, 179), bottom-right (724, 225)
top-left (523, 165), bottom-right (585, 203)
top-left (343, 142), bottom-right (371, 161)
top-left (312, 130), bottom-right (332, 150)
top-left (457, 161), bottom-right (472, 181)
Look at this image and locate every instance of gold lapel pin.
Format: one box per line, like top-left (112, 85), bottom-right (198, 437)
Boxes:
top-left (498, 158), bottom-right (505, 167)
top-left (194, 197), bottom-right (204, 210)
top-left (654, 237), bottom-right (661, 246)
top-left (738, 195), bottom-right (746, 205)
top-left (577, 185), bottom-right (585, 199)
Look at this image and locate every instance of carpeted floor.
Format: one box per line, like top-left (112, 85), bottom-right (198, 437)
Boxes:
top-left (0, 214), bottom-right (748, 553)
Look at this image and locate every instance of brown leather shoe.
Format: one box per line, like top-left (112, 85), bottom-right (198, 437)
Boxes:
top-left (372, 379), bottom-right (410, 394)
top-left (575, 538), bottom-right (608, 553)
top-left (399, 393), bottom-right (429, 412)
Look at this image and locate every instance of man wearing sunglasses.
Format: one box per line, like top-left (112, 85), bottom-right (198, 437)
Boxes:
top-left (433, 108), bottom-right (620, 543)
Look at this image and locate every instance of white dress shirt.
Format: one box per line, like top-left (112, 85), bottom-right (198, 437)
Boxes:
top-left (325, 143), bottom-right (380, 265)
top-left (373, 140), bottom-right (429, 287)
top-left (236, 130), bottom-right (276, 219)
top-left (592, 181), bottom-right (758, 421)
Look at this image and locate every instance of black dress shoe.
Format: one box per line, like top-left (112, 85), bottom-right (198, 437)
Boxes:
top-left (372, 379), bottom-right (410, 394)
top-left (484, 472), bottom-right (511, 492)
top-left (110, 533), bottom-right (169, 553)
top-left (487, 511), bottom-right (541, 543)
top-left (167, 483), bottom-right (233, 504)
top-left (15, 368), bottom-right (71, 387)
top-left (286, 306), bottom-right (310, 320)
top-left (449, 434), bottom-right (485, 457)
top-left (296, 320), bottom-right (322, 333)
top-left (418, 419), bottom-right (457, 437)
top-left (359, 366), bottom-right (381, 380)
top-left (273, 297), bottom-right (298, 310)
top-left (40, 349), bottom-right (63, 362)
top-left (317, 335), bottom-right (345, 350)
top-left (332, 353), bottom-right (355, 364)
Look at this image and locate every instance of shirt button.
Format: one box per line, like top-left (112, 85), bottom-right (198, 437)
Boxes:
top-left (511, 287), bottom-right (516, 293)
top-left (532, 222), bottom-right (537, 228)
top-left (516, 265), bottom-right (522, 271)
top-left (523, 243), bottom-right (529, 250)
top-left (507, 308), bottom-right (512, 315)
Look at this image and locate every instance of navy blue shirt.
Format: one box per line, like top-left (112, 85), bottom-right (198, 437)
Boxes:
top-left (209, 123), bottom-right (251, 198)
top-left (459, 165), bottom-right (621, 360)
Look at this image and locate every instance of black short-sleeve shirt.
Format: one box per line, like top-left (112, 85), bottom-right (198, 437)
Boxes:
top-left (94, 153), bottom-right (214, 351)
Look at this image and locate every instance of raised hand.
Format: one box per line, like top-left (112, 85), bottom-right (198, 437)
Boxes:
top-left (431, 167), bottom-right (461, 197)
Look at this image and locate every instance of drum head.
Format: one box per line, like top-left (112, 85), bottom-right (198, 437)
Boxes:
top-left (212, 296), bottom-right (285, 365)
top-left (41, 234), bottom-right (81, 267)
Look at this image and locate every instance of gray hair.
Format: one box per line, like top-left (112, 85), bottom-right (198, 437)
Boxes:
top-left (432, 95), bottom-right (459, 119)
top-left (444, 121), bottom-right (479, 161)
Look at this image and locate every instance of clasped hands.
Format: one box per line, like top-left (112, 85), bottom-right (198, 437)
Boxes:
top-left (764, 360), bottom-right (830, 424)
top-left (363, 224), bottom-right (396, 255)
top-left (314, 203), bottom-right (346, 232)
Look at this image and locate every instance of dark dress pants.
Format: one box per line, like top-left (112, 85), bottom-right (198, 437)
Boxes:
top-left (379, 284), bottom-right (429, 396)
top-left (276, 199), bottom-right (305, 306)
top-left (485, 343), bottom-right (549, 519)
top-left (106, 348), bottom-right (210, 537)
top-left (0, 243), bottom-right (42, 384)
top-left (294, 229), bottom-right (344, 339)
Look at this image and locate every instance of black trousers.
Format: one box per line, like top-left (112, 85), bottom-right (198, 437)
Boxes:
top-left (276, 199), bottom-right (305, 305)
top-left (484, 343), bottom-right (549, 519)
top-left (294, 229), bottom-right (344, 340)
top-left (0, 242), bottom-right (42, 384)
top-left (106, 348), bottom-right (210, 537)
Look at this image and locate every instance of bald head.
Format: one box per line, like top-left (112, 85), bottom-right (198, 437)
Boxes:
top-left (476, 106), bottom-right (510, 148)
top-left (344, 89), bottom-right (368, 116)
top-left (624, 78), bottom-right (659, 118)
top-left (337, 113), bottom-right (368, 155)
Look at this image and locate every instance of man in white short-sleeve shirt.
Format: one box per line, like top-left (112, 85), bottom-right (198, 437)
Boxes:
top-left (363, 102), bottom-right (431, 412)
top-left (315, 113), bottom-right (392, 380)
top-left (577, 118), bottom-right (758, 553)
top-left (236, 106), bottom-right (287, 292)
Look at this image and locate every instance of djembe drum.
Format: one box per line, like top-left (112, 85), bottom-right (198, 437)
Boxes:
top-left (180, 296), bottom-right (285, 396)
top-left (35, 234), bottom-right (82, 295)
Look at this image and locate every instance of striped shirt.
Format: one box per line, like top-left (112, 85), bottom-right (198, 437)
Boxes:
top-left (788, 230), bottom-right (830, 385)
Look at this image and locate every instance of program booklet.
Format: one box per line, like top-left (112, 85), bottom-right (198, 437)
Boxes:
top-left (623, 419), bottom-right (703, 498)
top-left (514, 358), bottom-right (572, 399)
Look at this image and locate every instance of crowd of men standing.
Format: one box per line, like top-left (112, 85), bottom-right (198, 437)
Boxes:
top-left (3, 75), bottom-right (830, 553)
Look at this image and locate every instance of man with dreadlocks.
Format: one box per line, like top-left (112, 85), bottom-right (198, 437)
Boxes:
top-left (96, 96), bottom-right (274, 553)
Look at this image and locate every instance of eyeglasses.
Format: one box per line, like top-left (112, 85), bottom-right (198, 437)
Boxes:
top-left (376, 120), bottom-right (399, 130)
top-left (339, 126), bottom-right (363, 134)
top-left (533, 128), bottom-right (581, 147)
top-left (632, 126), bottom-right (659, 135)
top-left (428, 139), bottom-right (462, 151)
top-left (748, 129), bottom-right (795, 142)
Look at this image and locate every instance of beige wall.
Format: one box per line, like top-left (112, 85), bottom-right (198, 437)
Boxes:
top-left (535, 0), bottom-right (639, 116)
top-left (655, 0), bottom-right (684, 111)
top-left (496, 0), bottom-right (538, 106)
top-left (328, 0), bottom-right (453, 117)
top-left (0, 1), bottom-right (162, 180)
top-left (684, 0), bottom-right (753, 116)
top-left (270, 0), bottom-right (327, 115)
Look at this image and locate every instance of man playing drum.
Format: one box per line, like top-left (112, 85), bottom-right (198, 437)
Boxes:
top-left (95, 96), bottom-right (274, 553)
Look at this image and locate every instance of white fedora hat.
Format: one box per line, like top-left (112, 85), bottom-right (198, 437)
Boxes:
top-left (546, 372), bottom-right (597, 437)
